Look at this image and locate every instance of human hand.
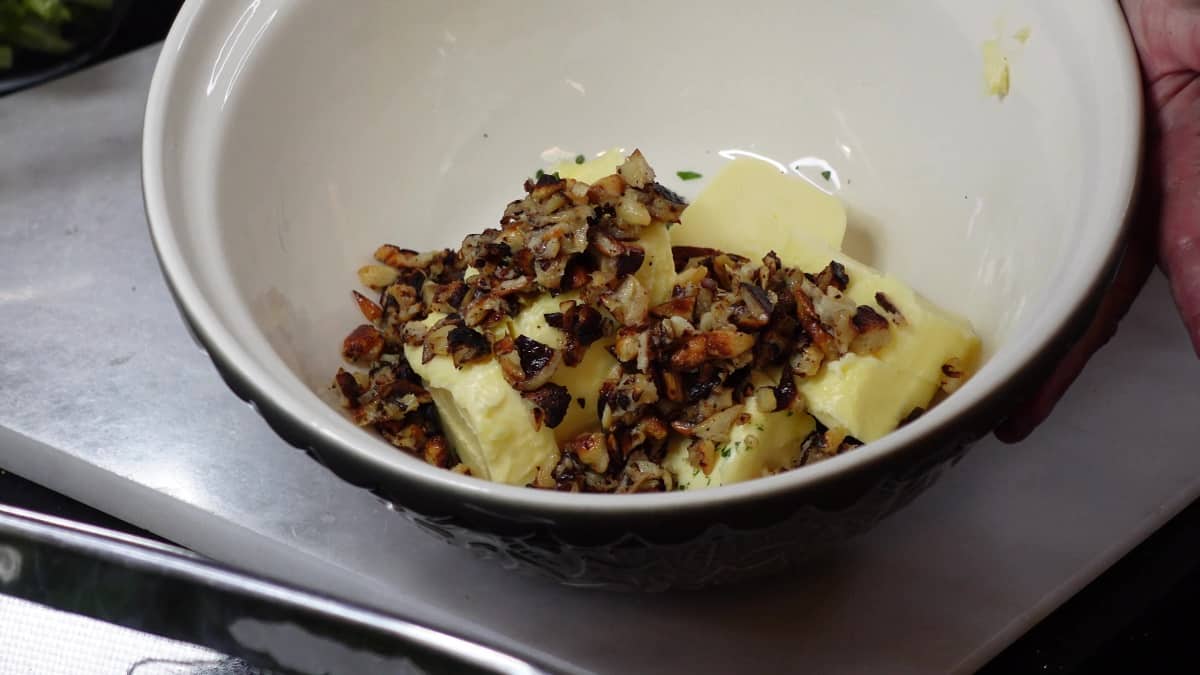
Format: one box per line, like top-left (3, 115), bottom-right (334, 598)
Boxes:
top-left (996, 0), bottom-right (1200, 442)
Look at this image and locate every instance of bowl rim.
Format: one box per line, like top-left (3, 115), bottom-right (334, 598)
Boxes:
top-left (142, 0), bottom-right (1144, 518)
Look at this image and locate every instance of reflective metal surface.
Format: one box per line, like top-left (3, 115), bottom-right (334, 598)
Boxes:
top-left (1, 46), bottom-right (1199, 674)
top-left (0, 596), bottom-right (255, 675)
top-left (0, 506), bottom-right (554, 675)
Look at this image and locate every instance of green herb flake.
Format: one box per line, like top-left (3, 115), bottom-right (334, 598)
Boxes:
top-left (719, 445), bottom-right (732, 458)
top-left (535, 169), bottom-right (545, 180)
top-left (575, 154), bottom-right (586, 164)
top-left (786, 411), bottom-right (794, 417)
top-left (676, 170), bottom-right (703, 181)
top-left (820, 170), bottom-right (832, 181)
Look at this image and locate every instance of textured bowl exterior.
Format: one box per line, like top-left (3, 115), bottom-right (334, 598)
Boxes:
top-left (167, 222), bottom-right (1116, 589)
top-left (393, 444), bottom-right (972, 591)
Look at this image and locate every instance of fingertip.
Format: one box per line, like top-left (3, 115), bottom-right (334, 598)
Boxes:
top-left (994, 419), bottom-right (1032, 444)
top-left (1171, 274), bottom-right (1200, 357)
top-left (993, 358), bottom-right (1083, 445)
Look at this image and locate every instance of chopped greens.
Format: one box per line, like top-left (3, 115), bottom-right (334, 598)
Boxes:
top-left (820, 170), bottom-right (832, 181)
top-left (676, 170), bottom-right (703, 181)
top-left (574, 154), bottom-right (585, 164)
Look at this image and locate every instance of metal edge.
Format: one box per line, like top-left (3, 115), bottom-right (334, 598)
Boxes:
top-left (0, 507), bottom-right (584, 675)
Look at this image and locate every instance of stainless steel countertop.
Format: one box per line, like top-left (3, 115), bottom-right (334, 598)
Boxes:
top-left (3, 46), bottom-right (1199, 674)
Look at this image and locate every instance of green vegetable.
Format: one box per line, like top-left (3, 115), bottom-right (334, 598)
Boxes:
top-left (820, 170), bottom-right (832, 181)
top-left (0, 0), bottom-right (112, 70)
top-left (574, 154), bottom-right (585, 164)
top-left (25, 0), bottom-right (70, 22)
top-left (13, 17), bottom-right (72, 52)
top-left (676, 170), bottom-right (703, 181)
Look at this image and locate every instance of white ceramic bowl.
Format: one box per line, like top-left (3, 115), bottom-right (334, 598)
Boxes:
top-left (144, 0), bottom-right (1141, 589)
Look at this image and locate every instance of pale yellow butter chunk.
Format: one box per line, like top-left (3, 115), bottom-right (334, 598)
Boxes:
top-left (664, 380), bottom-right (816, 490)
top-left (799, 353), bottom-right (939, 443)
top-left (836, 256), bottom-right (981, 388)
top-left (510, 294), bottom-right (617, 445)
top-left (404, 315), bottom-right (559, 486)
top-left (630, 221), bottom-right (675, 306)
top-left (508, 221), bottom-right (675, 444)
top-left (679, 200), bottom-right (980, 393)
top-left (553, 147), bottom-right (625, 184)
top-left (675, 165), bottom-right (981, 445)
top-left (554, 151), bottom-right (677, 305)
top-left (674, 157), bottom-right (848, 253)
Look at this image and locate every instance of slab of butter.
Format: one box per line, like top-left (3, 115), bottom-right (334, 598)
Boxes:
top-left (509, 294), bottom-right (617, 445)
top-left (410, 213), bottom-right (674, 476)
top-left (663, 372), bottom-right (816, 489)
top-left (404, 314), bottom-right (559, 486)
top-left (799, 353), bottom-right (939, 442)
top-left (554, 152), bottom-right (677, 304)
top-left (509, 217), bottom-right (674, 442)
top-left (836, 255), bottom-right (981, 393)
top-left (674, 157), bottom-right (847, 252)
top-left (675, 159), bottom-right (980, 443)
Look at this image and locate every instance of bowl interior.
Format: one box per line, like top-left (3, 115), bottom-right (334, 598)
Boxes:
top-left (148, 0), bottom-right (1138, 503)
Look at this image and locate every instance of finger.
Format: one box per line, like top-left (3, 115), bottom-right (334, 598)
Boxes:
top-left (1154, 79), bottom-right (1200, 356)
top-left (1162, 220), bottom-right (1200, 356)
top-left (1121, 0), bottom-right (1200, 80)
top-left (994, 223), bottom-right (1156, 443)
